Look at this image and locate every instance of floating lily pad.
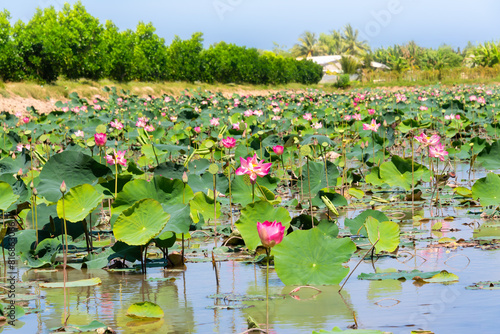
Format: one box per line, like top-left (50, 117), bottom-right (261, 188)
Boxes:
top-left (345, 210), bottom-right (390, 236)
top-left (39, 277), bottom-right (102, 288)
top-left (466, 281), bottom-right (500, 290)
top-left (419, 270), bottom-right (459, 283)
top-left (126, 301), bottom-right (164, 319)
top-left (358, 270), bottom-right (442, 281)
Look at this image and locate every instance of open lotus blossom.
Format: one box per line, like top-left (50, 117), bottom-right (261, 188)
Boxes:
top-left (419, 106), bottom-right (428, 111)
top-left (244, 109), bottom-right (253, 117)
top-left (312, 122), bottom-right (323, 129)
top-left (106, 150), bottom-right (127, 166)
top-left (75, 130), bottom-right (84, 138)
top-left (257, 220), bottom-right (285, 248)
top-left (235, 154), bottom-right (272, 184)
top-left (210, 117), bottom-right (220, 126)
top-left (253, 109), bottom-right (263, 117)
top-left (429, 143), bottom-right (448, 161)
top-left (344, 115), bottom-right (352, 121)
top-left (232, 122), bottom-right (241, 130)
top-left (444, 114), bottom-right (455, 120)
top-left (414, 133), bottom-right (441, 146)
top-left (353, 113), bottom-right (362, 121)
top-left (272, 145), bottom-right (284, 155)
top-left (110, 119), bottom-right (123, 130)
top-left (221, 137), bottom-right (236, 148)
top-left (94, 133), bottom-right (107, 147)
top-left (144, 125), bottom-right (155, 132)
top-left (303, 113), bottom-right (312, 121)
top-left (368, 109), bottom-right (375, 115)
top-left (363, 119), bottom-right (380, 132)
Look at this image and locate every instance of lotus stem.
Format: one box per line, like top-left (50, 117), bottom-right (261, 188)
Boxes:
top-left (265, 247), bottom-right (270, 334)
top-left (339, 239), bottom-right (378, 293)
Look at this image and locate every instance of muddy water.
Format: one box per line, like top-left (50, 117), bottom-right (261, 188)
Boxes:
top-left (3, 166), bottom-right (500, 334)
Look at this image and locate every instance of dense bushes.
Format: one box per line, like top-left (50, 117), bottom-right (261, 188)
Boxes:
top-left (0, 3), bottom-right (323, 85)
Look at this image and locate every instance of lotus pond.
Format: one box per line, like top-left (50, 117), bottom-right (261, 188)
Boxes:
top-left (0, 85), bottom-right (500, 333)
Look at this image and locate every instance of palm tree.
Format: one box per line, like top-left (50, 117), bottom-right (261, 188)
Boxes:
top-left (292, 31), bottom-right (319, 58)
top-left (318, 30), bottom-right (345, 55)
top-left (341, 24), bottom-right (369, 56)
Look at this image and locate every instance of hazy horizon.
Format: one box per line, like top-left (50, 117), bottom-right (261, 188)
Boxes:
top-left (3, 0), bottom-right (500, 51)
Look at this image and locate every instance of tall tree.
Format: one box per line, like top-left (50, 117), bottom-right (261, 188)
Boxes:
top-left (341, 24), bottom-right (369, 56)
top-left (292, 31), bottom-right (320, 58)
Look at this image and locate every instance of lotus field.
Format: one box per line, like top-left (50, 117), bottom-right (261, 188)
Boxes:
top-left (1, 85), bottom-right (500, 333)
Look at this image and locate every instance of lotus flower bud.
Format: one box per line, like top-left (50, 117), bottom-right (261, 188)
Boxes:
top-left (60, 181), bottom-right (67, 193)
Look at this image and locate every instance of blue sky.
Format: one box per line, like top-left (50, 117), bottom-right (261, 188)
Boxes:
top-left (4, 0), bottom-right (500, 51)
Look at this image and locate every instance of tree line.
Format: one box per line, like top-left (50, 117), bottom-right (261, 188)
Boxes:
top-left (286, 25), bottom-right (500, 75)
top-left (0, 2), bottom-right (323, 84)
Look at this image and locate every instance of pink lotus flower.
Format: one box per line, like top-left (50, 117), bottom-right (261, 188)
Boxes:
top-left (353, 113), bottom-right (362, 121)
top-left (455, 114), bottom-right (461, 120)
top-left (106, 150), bottom-right (127, 166)
top-left (469, 95), bottom-right (477, 102)
top-left (244, 109), bottom-right (253, 117)
top-left (235, 154), bottom-right (272, 184)
top-left (210, 118), bottom-right (220, 126)
top-left (368, 109), bottom-right (376, 115)
top-left (110, 119), bottom-right (123, 130)
top-left (344, 115), bottom-right (352, 121)
top-left (312, 122), bottom-right (323, 130)
top-left (221, 137), bottom-right (236, 149)
top-left (414, 133), bottom-right (440, 146)
top-left (272, 145), bottom-right (284, 155)
top-left (257, 220), bottom-right (285, 248)
top-left (136, 117), bottom-right (147, 128)
top-left (75, 130), bottom-right (84, 138)
top-left (253, 109), bottom-right (263, 117)
top-left (363, 119), bottom-right (380, 132)
top-left (144, 125), bottom-right (155, 132)
top-left (303, 113), bottom-right (312, 121)
top-left (94, 133), bottom-right (107, 147)
top-left (419, 106), bottom-right (428, 111)
top-left (170, 116), bottom-right (177, 122)
top-left (429, 143), bottom-right (448, 161)
top-left (194, 126), bottom-right (201, 133)
top-left (444, 114), bottom-right (455, 120)
top-left (21, 117), bottom-right (30, 124)
top-left (232, 123), bottom-right (241, 130)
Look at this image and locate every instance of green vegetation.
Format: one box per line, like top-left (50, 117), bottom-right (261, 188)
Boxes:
top-left (0, 2), bottom-right (322, 85)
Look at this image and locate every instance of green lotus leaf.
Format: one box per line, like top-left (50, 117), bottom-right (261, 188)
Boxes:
top-left (0, 303), bottom-right (25, 319)
top-left (39, 277), bottom-right (102, 288)
top-left (0, 181), bottom-right (19, 211)
top-left (235, 200), bottom-right (291, 250)
top-left (422, 270), bottom-right (459, 283)
top-left (471, 173), bottom-right (500, 207)
top-left (364, 217), bottom-right (400, 253)
top-left (189, 191), bottom-right (221, 224)
top-left (379, 155), bottom-right (430, 191)
top-left (56, 184), bottom-right (103, 223)
top-left (37, 151), bottom-right (112, 203)
top-left (113, 199), bottom-right (170, 246)
top-left (357, 269), bottom-right (441, 280)
top-left (112, 176), bottom-right (194, 215)
top-left (127, 301), bottom-right (164, 319)
top-left (298, 161), bottom-right (340, 195)
top-left (344, 210), bottom-right (390, 236)
top-left (273, 228), bottom-right (356, 285)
